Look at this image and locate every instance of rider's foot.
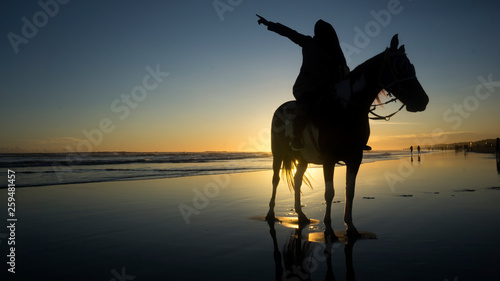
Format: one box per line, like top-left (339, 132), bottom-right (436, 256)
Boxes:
top-left (363, 145), bottom-right (372, 151)
top-left (290, 137), bottom-right (304, 151)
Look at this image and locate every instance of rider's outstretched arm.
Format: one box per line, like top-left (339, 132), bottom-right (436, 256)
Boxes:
top-left (257, 15), bottom-right (309, 47)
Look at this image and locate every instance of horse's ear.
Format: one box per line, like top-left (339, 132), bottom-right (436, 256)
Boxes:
top-left (398, 44), bottom-right (405, 53)
top-left (390, 34), bottom-right (399, 50)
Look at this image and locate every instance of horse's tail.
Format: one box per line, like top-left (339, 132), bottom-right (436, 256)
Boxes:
top-left (280, 154), bottom-right (313, 193)
top-left (272, 100), bottom-right (313, 192)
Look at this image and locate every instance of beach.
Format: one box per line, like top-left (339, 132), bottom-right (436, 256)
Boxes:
top-left (2, 151), bottom-right (500, 280)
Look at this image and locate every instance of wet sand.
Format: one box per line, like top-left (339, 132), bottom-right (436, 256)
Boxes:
top-left (3, 151), bottom-right (500, 280)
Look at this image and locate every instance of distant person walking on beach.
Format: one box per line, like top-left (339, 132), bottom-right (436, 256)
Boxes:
top-left (496, 138), bottom-right (500, 174)
top-left (257, 15), bottom-right (349, 150)
top-left (417, 145), bottom-right (421, 162)
top-left (496, 138), bottom-right (499, 160)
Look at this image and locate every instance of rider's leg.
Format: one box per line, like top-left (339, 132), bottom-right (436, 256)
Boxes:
top-left (291, 103), bottom-right (308, 151)
top-left (291, 89), bottom-right (325, 151)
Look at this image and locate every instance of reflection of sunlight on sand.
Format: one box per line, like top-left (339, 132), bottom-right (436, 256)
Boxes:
top-left (307, 231), bottom-right (377, 243)
top-left (277, 216), bottom-right (320, 229)
top-left (307, 232), bottom-right (325, 243)
top-left (247, 215), bottom-right (320, 229)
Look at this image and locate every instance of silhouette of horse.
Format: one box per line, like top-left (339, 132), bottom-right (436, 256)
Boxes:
top-left (266, 34), bottom-right (429, 236)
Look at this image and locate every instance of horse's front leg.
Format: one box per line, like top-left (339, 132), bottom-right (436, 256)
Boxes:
top-left (294, 161), bottom-right (309, 223)
top-left (345, 162), bottom-right (360, 236)
top-left (323, 163), bottom-right (335, 227)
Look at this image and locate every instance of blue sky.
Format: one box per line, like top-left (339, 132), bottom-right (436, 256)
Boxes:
top-left (1, 0), bottom-right (499, 152)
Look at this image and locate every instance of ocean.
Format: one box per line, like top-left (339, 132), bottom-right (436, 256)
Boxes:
top-left (1, 151), bottom-right (415, 188)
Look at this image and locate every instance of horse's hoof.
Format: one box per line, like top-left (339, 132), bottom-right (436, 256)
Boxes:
top-left (324, 228), bottom-right (337, 240)
top-left (265, 214), bottom-right (279, 221)
top-left (298, 215), bottom-right (310, 224)
top-left (346, 228), bottom-right (360, 238)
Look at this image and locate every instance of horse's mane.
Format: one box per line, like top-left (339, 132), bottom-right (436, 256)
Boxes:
top-left (347, 50), bottom-right (389, 104)
top-left (348, 50), bottom-right (385, 78)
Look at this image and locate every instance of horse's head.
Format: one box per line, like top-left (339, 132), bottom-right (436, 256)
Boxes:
top-left (379, 34), bottom-right (429, 112)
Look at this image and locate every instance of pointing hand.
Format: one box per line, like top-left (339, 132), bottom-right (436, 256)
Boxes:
top-left (256, 14), bottom-right (269, 26)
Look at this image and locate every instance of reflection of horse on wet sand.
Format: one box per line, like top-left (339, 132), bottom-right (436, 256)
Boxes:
top-left (267, 220), bottom-right (361, 281)
top-left (266, 35), bottom-right (429, 237)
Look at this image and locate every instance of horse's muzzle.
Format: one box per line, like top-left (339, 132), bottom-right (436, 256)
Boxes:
top-left (395, 78), bottom-right (429, 112)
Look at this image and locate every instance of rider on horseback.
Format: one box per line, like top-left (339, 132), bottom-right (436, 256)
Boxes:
top-left (257, 15), bottom-right (349, 150)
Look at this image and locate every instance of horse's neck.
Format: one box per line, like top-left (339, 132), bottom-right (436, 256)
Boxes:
top-left (316, 52), bottom-right (384, 123)
top-left (347, 54), bottom-right (385, 110)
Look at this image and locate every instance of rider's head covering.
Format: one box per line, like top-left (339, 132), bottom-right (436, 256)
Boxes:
top-left (314, 20), bottom-right (337, 48)
top-left (314, 19), bottom-right (348, 76)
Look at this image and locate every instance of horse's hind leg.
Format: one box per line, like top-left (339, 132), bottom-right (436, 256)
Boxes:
top-left (294, 161), bottom-right (309, 223)
top-left (266, 157), bottom-right (282, 221)
top-left (323, 162), bottom-right (335, 228)
top-left (345, 162), bottom-right (360, 236)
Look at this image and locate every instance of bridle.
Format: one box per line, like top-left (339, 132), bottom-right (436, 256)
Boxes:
top-left (368, 96), bottom-right (403, 121)
top-left (369, 50), bottom-right (417, 120)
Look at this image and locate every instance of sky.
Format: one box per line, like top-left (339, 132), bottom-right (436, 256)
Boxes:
top-left (1, 0), bottom-right (499, 152)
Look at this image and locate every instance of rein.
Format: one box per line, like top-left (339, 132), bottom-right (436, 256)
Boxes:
top-left (369, 94), bottom-right (404, 121)
top-left (333, 90), bottom-right (404, 121)
top-left (368, 102), bottom-right (405, 120)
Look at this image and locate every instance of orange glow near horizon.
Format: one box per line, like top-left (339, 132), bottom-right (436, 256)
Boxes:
top-left (3, 125), bottom-right (497, 153)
